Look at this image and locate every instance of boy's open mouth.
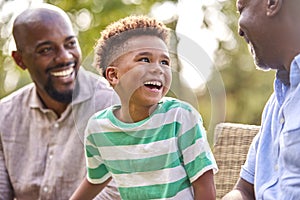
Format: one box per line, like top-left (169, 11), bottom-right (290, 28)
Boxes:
top-left (144, 81), bottom-right (163, 90)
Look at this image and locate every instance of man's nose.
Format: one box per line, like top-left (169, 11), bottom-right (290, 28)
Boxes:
top-left (55, 47), bottom-right (72, 63)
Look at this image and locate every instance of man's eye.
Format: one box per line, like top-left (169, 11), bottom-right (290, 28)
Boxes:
top-left (38, 47), bottom-right (52, 54)
top-left (237, 3), bottom-right (244, 15)
top-left (161, 60), bottom-right (169, 66)
top-left (66, 40), bottom-right (77, 48)
top-left (139, 57), bottom-right (150, 62)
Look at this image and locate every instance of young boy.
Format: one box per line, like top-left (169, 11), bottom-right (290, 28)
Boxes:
top-left (71, 15), bottom-right (218, 200)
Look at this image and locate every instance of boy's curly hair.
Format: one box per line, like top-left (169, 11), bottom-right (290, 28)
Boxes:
top-left (94, 15), bottom-right (170, 78)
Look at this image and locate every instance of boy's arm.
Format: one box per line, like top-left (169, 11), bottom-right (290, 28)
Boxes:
top-left (70, 177), bottom-right (112, 200)
top-left (192, 169), bottom-right (215, 200)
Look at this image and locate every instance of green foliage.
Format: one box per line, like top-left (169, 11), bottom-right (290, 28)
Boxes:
top-left (200, 0), bottom-right (275, 131)
top-left (47, 0), bottom-right (174, 70)
top-left (0, 0), bottom-right (174, 98)
top-left (0, 0), bottom-right (276, 137)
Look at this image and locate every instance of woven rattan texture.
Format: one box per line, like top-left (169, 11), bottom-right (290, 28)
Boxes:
top-left (213, 123), bottom-right (260, 200)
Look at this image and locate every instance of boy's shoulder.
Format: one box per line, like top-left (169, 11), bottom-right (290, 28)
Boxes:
top-left (160, 97), bottom-right (203, 121)
top-left (160, 97), bottom-right (194, 112)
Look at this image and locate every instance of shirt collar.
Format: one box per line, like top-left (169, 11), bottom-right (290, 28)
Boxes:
top-left (71, 67), bottom-right (95, 105)
top-left (274, 53), bottom-right (300, 105)
top-left (276, 69), bottom-right (290, 86)
top-left (29, 83), bottom-right (43, 108)
top-left (289, 53), bottom-right (300, 88)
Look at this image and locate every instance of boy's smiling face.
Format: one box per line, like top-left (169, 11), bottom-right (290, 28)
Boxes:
top-left (106, 35), bottom-right (171, 108)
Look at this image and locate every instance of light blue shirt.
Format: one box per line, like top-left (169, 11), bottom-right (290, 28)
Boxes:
top-left (241, 53), bottom-right (300, 200)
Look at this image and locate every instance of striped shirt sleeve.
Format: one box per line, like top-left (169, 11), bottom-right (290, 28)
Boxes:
top-left (85, 118), bottom-right (111, 184)
top-left (177, 105), bottom-right (218, 183)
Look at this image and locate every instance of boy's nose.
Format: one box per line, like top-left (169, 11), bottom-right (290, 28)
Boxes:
top-left (150, 63), bottom-right (164, 74)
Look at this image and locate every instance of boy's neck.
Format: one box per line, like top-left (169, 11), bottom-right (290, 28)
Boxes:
top-left (115, 104), bottom-right (158, 123)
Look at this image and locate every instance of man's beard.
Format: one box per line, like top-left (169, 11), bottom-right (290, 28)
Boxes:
top-left (249, 44), bottom-right (271, 71)
top-left (254, 59), bottom-right (271, 71)
top-left (44, 79), bottom-right (74, 104)
top-left (251, 49), bottom-right (271, 71)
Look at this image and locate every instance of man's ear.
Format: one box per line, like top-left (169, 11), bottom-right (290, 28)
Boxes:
top-left (266, 0), bottom-right (282, 16)
top-left (12, 51), bottom-right (27, 70)
top-left (106, 66), bottom-right (119, 87)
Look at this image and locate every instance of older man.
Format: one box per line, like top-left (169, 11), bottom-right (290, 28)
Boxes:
top-left (223, 0), bottom-right (300, 199)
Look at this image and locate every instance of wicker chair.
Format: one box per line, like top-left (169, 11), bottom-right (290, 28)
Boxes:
top-left (213, 123), bottom-right (260, 200)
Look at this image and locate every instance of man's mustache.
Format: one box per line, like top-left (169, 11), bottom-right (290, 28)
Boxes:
top-left (45, 61), bottom-right (76, 74)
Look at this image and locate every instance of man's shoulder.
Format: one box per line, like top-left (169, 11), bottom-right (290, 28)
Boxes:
top-left (0, 83), bottom-right (34, 105)
top-left (0, 83), bottom-right (34, 123)
top-left (79, 68), bottom-right (114, 92)
top-left (78, 68), bottom-right (119, 107)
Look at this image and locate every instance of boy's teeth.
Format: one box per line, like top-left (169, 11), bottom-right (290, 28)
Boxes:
top-left (51, 68), bottom-right (74, 77)
top-left (144, 81), bottom-right (162, 86)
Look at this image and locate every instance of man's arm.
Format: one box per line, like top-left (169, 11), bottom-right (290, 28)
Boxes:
top-left (192, 170), bottom-right (216, 200)
top-left (0, 134), bottom-right (14, 200)
top-left (222, 178), bottom-right (255, 200)
top-left (70, 177), bottom-right (112, 200)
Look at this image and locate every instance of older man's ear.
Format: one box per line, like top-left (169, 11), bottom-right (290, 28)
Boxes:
top-left (12, 50), bottom-right (27, 70)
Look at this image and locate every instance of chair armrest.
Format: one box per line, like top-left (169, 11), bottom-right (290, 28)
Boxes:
top-left (213, 122), bottom-right (260, 200)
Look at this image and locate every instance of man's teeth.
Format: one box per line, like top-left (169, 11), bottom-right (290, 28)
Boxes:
top-left (144, 81), bottom-right (162, 87)
top-left (51, 68), bottom-right (74, 77)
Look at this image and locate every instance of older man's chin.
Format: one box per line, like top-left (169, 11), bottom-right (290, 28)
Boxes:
top-left (254, 58), bottom-right (272, 71)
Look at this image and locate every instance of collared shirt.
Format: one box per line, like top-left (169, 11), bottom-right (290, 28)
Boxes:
top-left (0, 68), bottom-right (120, 200)
top-left (241, 53), bottom-right (300, 199)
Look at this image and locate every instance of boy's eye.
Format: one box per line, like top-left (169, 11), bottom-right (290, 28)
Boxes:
top-left (139, 57), bottom-right (150, 62)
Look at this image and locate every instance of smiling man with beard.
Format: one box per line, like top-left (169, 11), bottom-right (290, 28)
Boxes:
top-left (0, 4), bottom-right (120, 200)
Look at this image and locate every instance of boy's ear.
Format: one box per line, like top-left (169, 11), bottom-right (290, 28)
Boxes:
top-left (12, 51), bottom-right (27, 70)
top-left (266, 0), bottom-right (282, 16)
top-left (106, 66), bottom-right (119, 87)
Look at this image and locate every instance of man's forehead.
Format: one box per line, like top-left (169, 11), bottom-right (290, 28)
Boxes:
top-left (15, 19), bottom-right (74, 51)
top-left (16, 9), bottom-right (73, 35)
top-left (14, 6), bottom-right (71, 28)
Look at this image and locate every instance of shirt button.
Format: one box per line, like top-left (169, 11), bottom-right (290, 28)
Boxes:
top-left (49, 154), bottom-right (53, 160)
top-left (275, 164), bottom-right (278, 171)
top-left (279, 118), bottom-right (285, 124)
top-left (43, 186), bottom-right (48, 193)
top-left (54, 123), bottom-right (59, 128)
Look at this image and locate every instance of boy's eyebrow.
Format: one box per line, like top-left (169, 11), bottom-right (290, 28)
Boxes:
top-left (136, 51), bottom-right (152, 56)
top-left (136, 51), bottom-right (170, 60)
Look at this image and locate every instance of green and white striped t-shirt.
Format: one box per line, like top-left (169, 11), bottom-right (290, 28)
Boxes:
top-left (85, 97), bottom-right (218, 200)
